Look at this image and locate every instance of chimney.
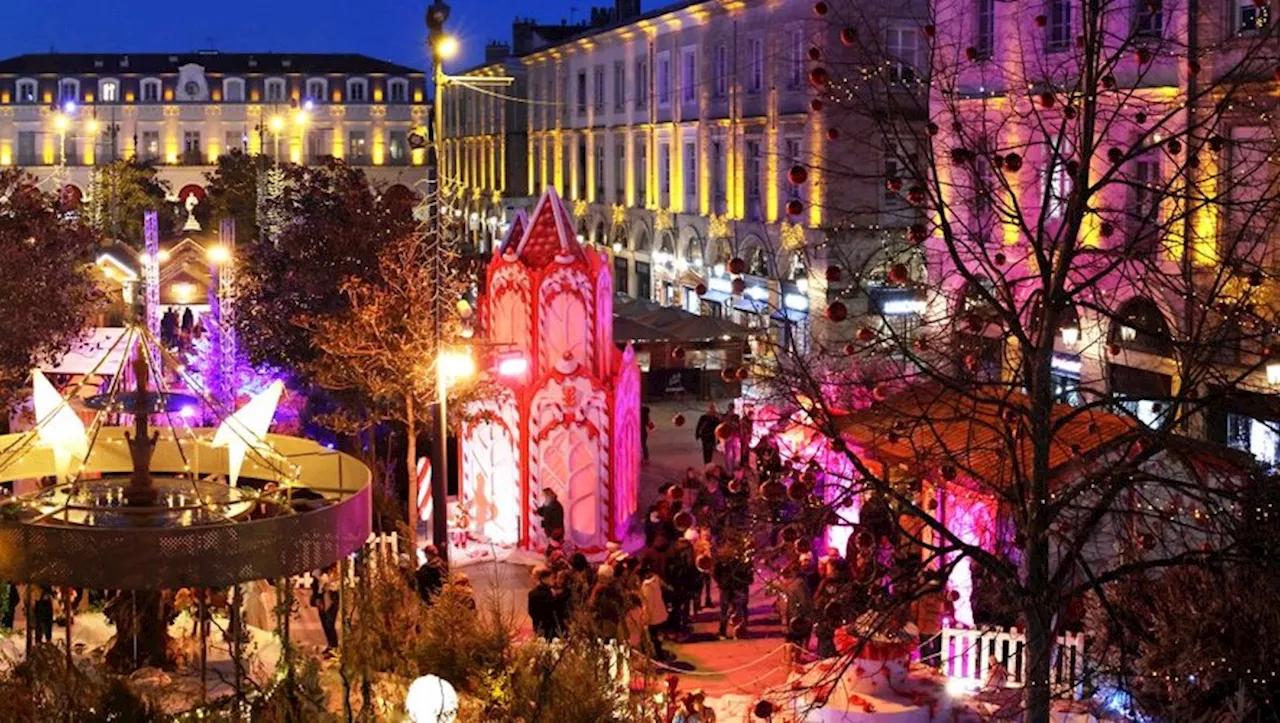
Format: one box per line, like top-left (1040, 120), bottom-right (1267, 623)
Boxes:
top-left (615, 0), bottom-right (640, 21)
top-left (485, 41), bottom-right (511, 64)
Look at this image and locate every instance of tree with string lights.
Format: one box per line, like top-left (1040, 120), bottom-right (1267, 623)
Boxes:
top-left (725, 1), bottom-right (1280, 720)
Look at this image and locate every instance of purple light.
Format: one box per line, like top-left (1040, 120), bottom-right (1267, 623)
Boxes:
top-left (325, 442), bottom-right (336, 450)
top-left (303, 99), bottom-right (315, 111)
top-left (62, 100), bottom-right (76, 114)
top-left (179, 405), bottom-right (197, 419)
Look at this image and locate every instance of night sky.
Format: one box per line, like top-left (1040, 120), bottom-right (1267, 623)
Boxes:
top-left (2, 0), bottom-right (584, 73)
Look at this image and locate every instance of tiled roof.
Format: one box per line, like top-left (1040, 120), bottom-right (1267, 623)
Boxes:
top-left (0, 53), bottom-right (423, 76)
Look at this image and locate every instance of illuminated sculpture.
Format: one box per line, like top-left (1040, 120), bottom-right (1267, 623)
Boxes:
top-left (461, 187), bottom-right (641, 551)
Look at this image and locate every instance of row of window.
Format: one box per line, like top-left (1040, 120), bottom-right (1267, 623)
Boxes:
top-left (972, 0), bottom-right (1262, 58)
top-left (11, 128), bottom-right (413, 165)
top-left (14, 76), bottom-right (413, 105)
top-left (520, 135), bottom-right (804, 221)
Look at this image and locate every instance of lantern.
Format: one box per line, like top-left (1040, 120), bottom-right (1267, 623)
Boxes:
top-left (406, 675), bottom-right (460, 723)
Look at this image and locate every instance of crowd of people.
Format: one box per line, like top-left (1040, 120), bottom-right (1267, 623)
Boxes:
top-left (523, 403), bottom-right (957, 668)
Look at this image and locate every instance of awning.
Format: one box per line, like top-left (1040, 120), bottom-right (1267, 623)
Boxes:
top-left (1109, 365), bottom-right (1172, 399)
top-left (700, 290), bottom-right (732, 304)
top-left (613, 316), bottom-right (671, 343)
top-left (771, 308), bottom-right (809, 323)
top-left (734, 298), bottom-right (769, 314)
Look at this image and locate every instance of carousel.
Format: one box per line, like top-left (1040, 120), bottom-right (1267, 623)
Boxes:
top-left (0, 303), bottom-right (370, 700)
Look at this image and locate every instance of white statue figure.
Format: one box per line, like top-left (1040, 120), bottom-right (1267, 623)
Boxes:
top-left (182, 193), bottom-right (202, 232)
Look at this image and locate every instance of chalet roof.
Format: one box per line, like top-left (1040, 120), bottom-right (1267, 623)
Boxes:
top-left (504, 186), bottom-right (583, 269)
top-left (0, 53), bottom-right (423, 77)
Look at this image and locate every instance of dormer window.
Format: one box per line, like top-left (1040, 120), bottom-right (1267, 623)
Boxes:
top-left (141, 78), bottom-right (162, 102)
top-left (306, 78), bottom-right (327, 102)
top-left (223, 78), bottom-right (245, 102)
top-left (16, 78), bottom-right (37, 104)
top-left (347, 78), bottom-right (368, 102)
top-left (99, 79), bottom-right (119, 103)
top-left (265, 77), bottom-right (287, 102)
top-left (388, 78), bottom-right (409, 103)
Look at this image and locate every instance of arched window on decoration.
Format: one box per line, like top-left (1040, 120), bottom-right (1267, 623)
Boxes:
top-left (708, 238), bottom-right (732, 271)
top-left (684, 235), bottom-right (706, 270)
top-left (788, 252), bottom-right (808, 280)
top-left (657, 232), bottom-right (676, 266)
top-left (1108, 296), bottom-right (1173, 356)
top-left (592, 220), bottom-right (607, 247)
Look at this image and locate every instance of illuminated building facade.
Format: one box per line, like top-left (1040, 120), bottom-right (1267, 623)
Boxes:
top-left (929, 0), bottom-right (1280, 463)
top-left (443, 0), bottom-right (927, 349)
top-left (0, 52), bottom-right (429, 201)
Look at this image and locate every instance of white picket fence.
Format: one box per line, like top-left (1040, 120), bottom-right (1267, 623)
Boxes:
top-left (293, 532), bottom-right (402, 589)
top-left (940, 626), bottom-right (1086, 699)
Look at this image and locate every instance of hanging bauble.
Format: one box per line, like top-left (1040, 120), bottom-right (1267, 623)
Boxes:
top-left (843, 342), bottom-right (857, 356)
top-left (809, 67), bottom-right (830, 88)
top-left (801, 469), bottom-right (817, 484)
top-left (731, 277), bottom-right (747, 295)
top-left (1102, 74), bottom-right (1117, 89)
top-left (780, 525), bottom-right (801, 543)
top-left (736, 366), bottom-right (750, 381)
top-left (950, 147), bottom-right (973, 164)
top-left (890, 262), bottom-right (911, 283)
top-left (1139, 533), bottom-right (1157, 551)
top-left (1038, 92), bottom-right (1055, 108)
top-left (826, 301), bottom-right (849, 322)
top-left (762, 480), bottom-right (786, 501)
top-left (887, 430), bottom-right (900, 444)
top-left (857, 327), bottom-right (875, 342)
top-left (1100, 222), bottom-right (1115, 238)
top-left (951, 120), bottom-right (963, 132)
top-left (810, 98), bottom-right (824, 113)
top-left (1135, 111), bottom-right (1148, 124)
top-left (1065, 159), bottom-right (1081, 175)
top-left (789, 482), bottom-right (812, 502)
top-left (695, 282), bottom-right (708, 296)
top-left (1063, 106), bottom-right (1077, 120)
top-left (907, 186), bottom-right (927, 205)
top-left (966, 314), bottom-right (985, 332)
top-left (1108, 147), bottom-right (1124, 164)
top-left (926, 121), bottom-right (939, 136)
top-left (696, 553), bottom-right (714, 573)
top-left (788, 165), bottom-right (809, 185)
top-left (674, 511), bottom-right (694, 532)
top-left (714, 422), bottom-right (737, 440)
top-left (672, 413), bottom-right (686, 427)
top-left (826, 265), bottom-right (843, 283)
top-left (923, 24), bottom-right (936, 37)
top-left (1136, 48), bottom-right (1152, 65)
top-left (729, 256), bottom-right (746, 275)
top-left (840, 28), bottom-right (858, 46)
top-left (941, 463), bottom-right (958, 480)
top-left (1035, 14), bottom-right (1047, 26)
top-left (1107, 343), bottom-right (1121, 356)
top-left (964, 354), bottom-right (980, 371)
top-left (812, 1), bottom-right (828, 15)
top-left (827, 128), bottom-right (841, 140)
top-left (1249, 270), bottom-right (1264, 286)
top-left (1003, 153), bottom-right (1023, 172)
top-left (794, 537), bottom-right (813, 554)
top-left (965, 47), bottom-right (978, 61)
top-left (873, 384), bottom-right (889, 401)
top-left (808, 47), bottom-right (822, 61)
top-left (786, 199), bottom-right (805, 216)
top-left (831, 437), bottom-right (847, 453)
top-left (1209, 136), bottom-right (1225, 152)
top-left (721, 367), bottom-right (737, 382)
top-left (673, 346), bottom-right (686, 359)
top-left (886, 177), bottom-right (904, 194)
top-left (1168, 139), bottom-right (1182, 154)
top-left (1187, 153), bottom-right (1199, 169)
top-left (909, 224), bottom-right (927, 243)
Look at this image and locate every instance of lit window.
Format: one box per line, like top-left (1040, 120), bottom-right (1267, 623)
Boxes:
top-left (16, 79), bottom-right (37, 104)
top-left (1046, 0), bottom-right (1072, 52)
top-left (1234, 0), bottom-right (1270, 34)
top-left (885, 27), bottom-right (922, 83)
top-left (59, 79), bottom-right (80, 103)
top-left (99, 79), bottom-right (119, 103)
top-left (1134, 0), bottom-right (1163, 36)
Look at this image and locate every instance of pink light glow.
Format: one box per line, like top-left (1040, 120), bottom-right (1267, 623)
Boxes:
top-left (496, 355), bottom-right (529, 378)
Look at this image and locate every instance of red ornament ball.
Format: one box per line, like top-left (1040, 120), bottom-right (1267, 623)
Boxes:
top-left (926, 121), bottom-right (939, 136)
top-left (825, 265), bottom-right (843, 283)
top-left (826, 301), bottom-right (849, 322)
top-left (788, 165), bottom-right (809, 185)
top-left (941, 464), bottom-right (958, 481)
top-left (1135, 111), bottom-right (1148, 124)
top-left (857, 327), bottom-right (875, 342)
top-left (1100, 222), bottom-right (1115, 238)
top-left (672, 413), bottom-right (686, 427)
top-left (731, 277), bottom-right (747, 295)
top-left (840, 27), bottom-right (858, 46)
top-left (907, 186), bottom-right (927, 205)
top-left (673, 346), bottom-right (686, 359)
top-left (1035, 14), bottom-right (1047, 26)
top-left (1039, 92), bottom-right (1055, 108)
top-left (826, 128), bottom-right (841, 141)
top-left (762, 480), bottom-right (786, 501)
top-left (842, 342), bottom-right (857, 356)
top-left (1188, 59), bottom-right (1201, 75)
top-left (794, 537), bottom-right (813, 554)
top-left (728, 256), bottom-right (747, 275)
top-left (1209, 136), bottom-right (1225, 152)
top-left (1136, 48), bottom-right (1152, 65)
top-left (923, 24), bottom-right (936, 37)
top-left (754, 701), bottom-right (776, 720)
top-left (736, 366), bottom-right (750, 381)
top-left (1102, 74), bottom-right (1117, 89)
top-left (1064, 106), bottom-right (1077, 120)
top-left (1168, 139), bottom-right (1183, 154)
top-left (810, 98), bottom-right (824, 112)
top-left (808, 47), bottom-right (822, 61)
top-left (786, 198), bottom-right (805, 216)
top-left (809, 67), bottom-right (830, 88)
top-left (812, 1), bottom-right (828, 15)
top-left (965, 47), bottom-right (978, 61)
top-left (780, 525), bottom-right (801, 543)
top-left (886, 177), bottom-right (904, 194)
top-left (889, 263), bottom-right (911, 283)
top-left (674, 511), bottom-right (694, 532)
top-left (721, 367), bottom-right (737, 383)
top-left (1003, 153), bottom-right (1023, 172)
top-left (695, 282), bottom-right (708, 296)
top-left (994, 252), bottom-right (1006, 266)
top-left (1108, 343), bottom-right (1121, 356)
top-left (1108, 147), bottom-right (1124, 164)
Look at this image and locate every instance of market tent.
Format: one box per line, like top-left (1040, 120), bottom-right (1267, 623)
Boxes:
top-left (613, 316), bottom-right (671, 343)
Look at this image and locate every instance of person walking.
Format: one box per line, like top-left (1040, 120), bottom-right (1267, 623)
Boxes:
top-left (712, 543), bottom-right (753, 639)
top-left (314, 565), bottom-right (341, 656)
top-left (694, 403), bottom-right (721, 465)
top-left (640, 405), bottom-right (652, 462)
top-left (32, 585), bottom-right (53, 644)
top-left (639, 562), bottom-right (671, 660)
top-left (415, 544), bottom-right (448, 604)
top-left (534, 488), bottom-right (565, 546)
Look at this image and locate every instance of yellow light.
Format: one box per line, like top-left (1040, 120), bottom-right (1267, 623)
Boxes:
top-left (171, 281), bottom-right (197, 303)
top-left (86, 118), bottom-right (100, 134)
top-left (206, 245), bottom-right (231, 264)
top-left (269, 115), bottom-right (285, 133)
top-left (436, 35), bottom-right (460, 60)
top-left (157, 249), bottom-right (171, 262)
top-left (439, 349), bottom-right (476, 386)
top-left (294, 109), bottom-right (309, 126)
top-left (53, 114), bottom-right (69, 131)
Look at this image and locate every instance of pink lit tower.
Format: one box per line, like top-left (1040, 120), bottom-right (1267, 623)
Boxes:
top-left (460, 187), bottom-right (641, 552)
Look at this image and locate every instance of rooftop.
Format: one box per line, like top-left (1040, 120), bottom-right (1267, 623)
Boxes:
top-left (0, 52), bottom-right (425, 76)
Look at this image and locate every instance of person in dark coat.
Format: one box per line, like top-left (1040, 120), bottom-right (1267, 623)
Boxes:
top-left (640, 405), bottom-right (652, 462)
top-left (32, 585), bottom-right (54, 643)
top-left (534, 488), bottom-right (565, 542)
top-left (713, 543), bottom-right (753, 639)
top-left (694, 402), bottom-right (721, 464)
top-left (528, 569), bottom-right (566, 640)
top-left (415, 545), bottom-right (448, 604)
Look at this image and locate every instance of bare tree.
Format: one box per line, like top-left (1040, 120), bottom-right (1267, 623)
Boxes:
top-left (725, 1), bottom-right (1280, 720)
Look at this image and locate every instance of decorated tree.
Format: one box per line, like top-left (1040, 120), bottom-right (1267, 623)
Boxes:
top-left (0, 169), bottom-right (105, 412)
top-left (85, 158), bottom-right (173, 244)
top-left (724, 1), bottom-right (1280, 720)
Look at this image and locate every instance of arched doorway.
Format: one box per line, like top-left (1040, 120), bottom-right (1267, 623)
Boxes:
top-left (1108, 296), bottom-right (1173, 427)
